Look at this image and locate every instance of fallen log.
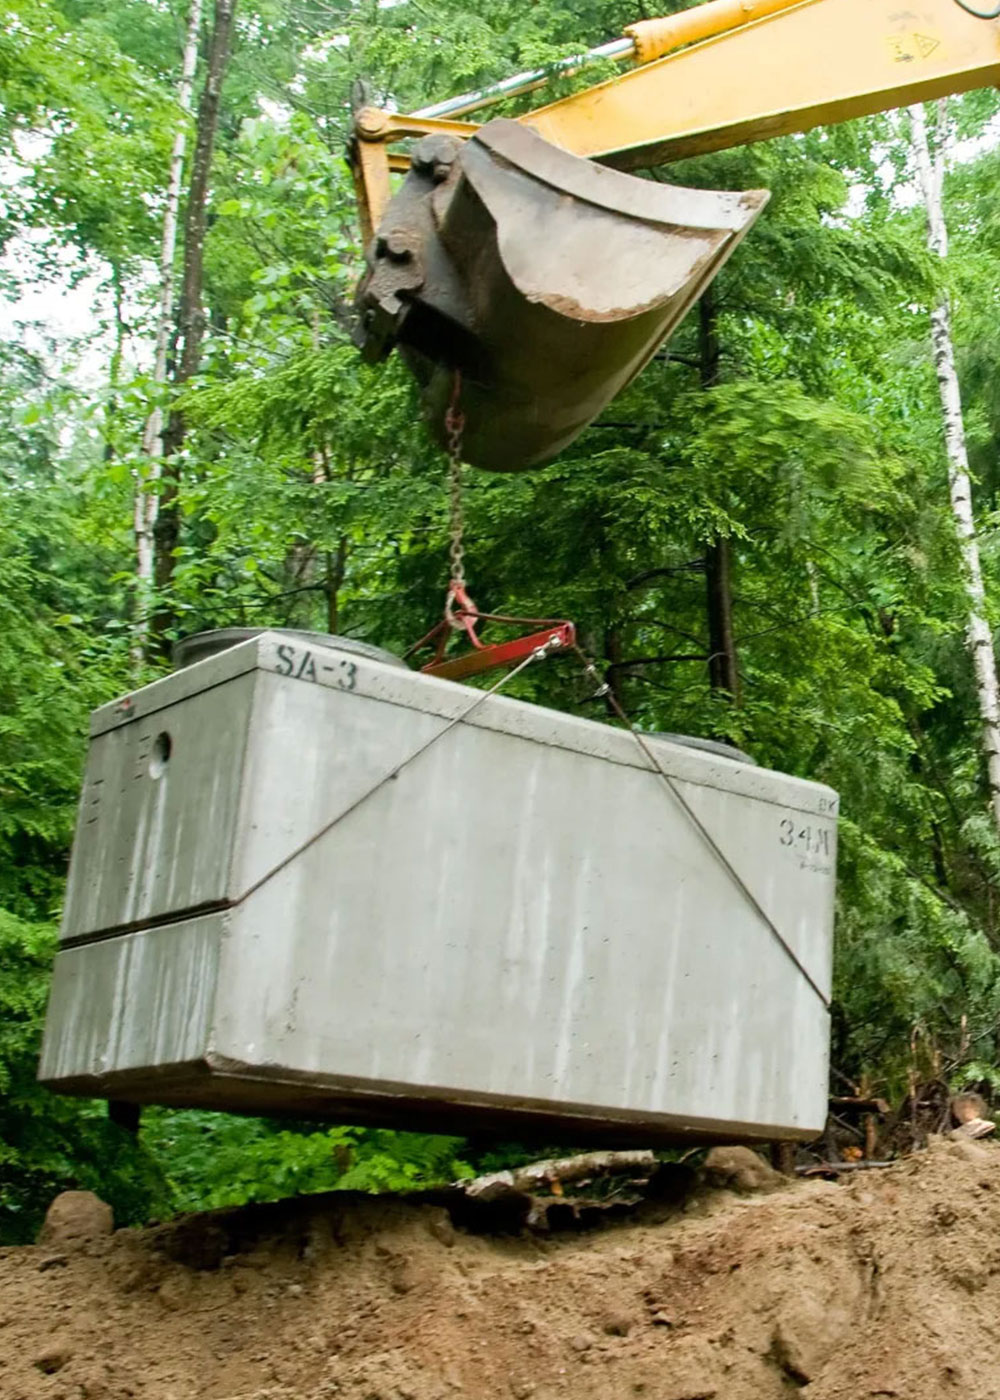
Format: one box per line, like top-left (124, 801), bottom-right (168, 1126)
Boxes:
top-left (829, 1095), bottom-right (891, 1116)
top-left (463, 1150), bottom-right (657, 1202)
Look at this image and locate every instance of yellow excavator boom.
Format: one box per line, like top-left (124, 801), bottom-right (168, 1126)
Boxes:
top-left (527, 0), bottom-right (1000, 170)
top-left (350, 0), bottom-right (1000, 469)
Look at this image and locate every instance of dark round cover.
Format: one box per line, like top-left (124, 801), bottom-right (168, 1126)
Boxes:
top-left (173, 627), bottom-right (405, 671)
top-left (650, 732), bottom-right (757, 766)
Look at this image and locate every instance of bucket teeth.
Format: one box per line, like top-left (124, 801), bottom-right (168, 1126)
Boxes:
top-left (355, 119), bottom-right (768, 472)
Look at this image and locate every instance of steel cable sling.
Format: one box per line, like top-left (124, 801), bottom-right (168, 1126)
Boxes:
top-left (231, 639), bottom-right (831, 1013)
top-left (571, 646), bottom-right (831, 1012)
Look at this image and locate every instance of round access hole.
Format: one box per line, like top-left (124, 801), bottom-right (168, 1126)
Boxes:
top-left (149, 732), bottom-right (172, 778)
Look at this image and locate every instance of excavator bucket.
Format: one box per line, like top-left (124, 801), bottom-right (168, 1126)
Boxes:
top-left (355, 118), bottom-right (768, 471)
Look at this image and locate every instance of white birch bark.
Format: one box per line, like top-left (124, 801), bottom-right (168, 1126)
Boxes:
top-left (133, 0), bottom-right (203, 648)
top-left (909, 102), bottom-right (1000, 839)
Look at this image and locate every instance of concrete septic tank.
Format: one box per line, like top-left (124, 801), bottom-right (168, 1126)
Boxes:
top-left (39, 631), bottom-right (838, 1146)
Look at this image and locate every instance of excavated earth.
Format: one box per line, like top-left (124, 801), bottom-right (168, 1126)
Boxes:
top-left (3, 1137), bottom-right (1000, 1400)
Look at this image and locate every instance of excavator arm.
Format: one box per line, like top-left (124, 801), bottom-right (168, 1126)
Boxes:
top-left (350, 0), bottom-right (1000, 469)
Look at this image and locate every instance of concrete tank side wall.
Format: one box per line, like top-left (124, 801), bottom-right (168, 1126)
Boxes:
top-left (39, 913), bottom-right (224, 1085)
top-left (61, 676), bottom-right (257, 941)
top-left (231, 669), bottom-right (838, 987)
top-left (214, 705), bottom-right (833, 1135)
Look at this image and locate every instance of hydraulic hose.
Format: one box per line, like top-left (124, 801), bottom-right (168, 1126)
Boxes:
top-left (951, 0), bottom-right (1000, 17)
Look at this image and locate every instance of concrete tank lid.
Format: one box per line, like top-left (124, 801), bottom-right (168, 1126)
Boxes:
top-left (92, 630), bottom-right (837, 816)
top-left (173, 627), bottom-right (405, 671)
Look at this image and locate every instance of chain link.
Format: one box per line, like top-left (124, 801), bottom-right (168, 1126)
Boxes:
top-left (444, 371), bottom-right (466, 589)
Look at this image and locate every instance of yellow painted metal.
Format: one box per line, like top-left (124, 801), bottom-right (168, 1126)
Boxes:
top-left (351, 0), bottom-right (1000, 242)
top-left (624, 0), bottom-right (807, 64)
top-left (351, 107), bottom-right (488, 231)
top-left (352, 139), bottom-right (392, 246)
top-left (521, 0), bottom-right (1000, 168)
top-left (353, 107), bottom-right (480, 143)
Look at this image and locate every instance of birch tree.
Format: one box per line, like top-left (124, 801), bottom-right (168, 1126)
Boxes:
top-left (152, 0), bottom-right (238, 652)
top-left (133, 0), bottom-right (204, 655)
top-left (909, 101), bottom-right (1000, 840)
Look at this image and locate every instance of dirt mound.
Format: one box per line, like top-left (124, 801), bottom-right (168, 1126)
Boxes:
top-left (36, 1192), bottom-right (114, 1253)
top-left (2, 1137), bottom-right (1000, 1399)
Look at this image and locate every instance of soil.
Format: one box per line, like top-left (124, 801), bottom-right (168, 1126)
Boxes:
top-left (3, 1136), bottom-right (1000, 1400)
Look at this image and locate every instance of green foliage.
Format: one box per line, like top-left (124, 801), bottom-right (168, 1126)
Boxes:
top-left (0, 911), bottom-right (168, 1243)
top-left (0, 0), bottom-right (174, 266)
top-left (143, 1113), bottom-right (471, 1213)
top-left (0, 419), bottom-right (135, 918)
top-left (4, 0), bottom-right (1000, 1235)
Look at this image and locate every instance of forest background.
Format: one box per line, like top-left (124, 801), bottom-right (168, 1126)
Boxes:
top-left (3, 0), bottom-right (1000, 1244)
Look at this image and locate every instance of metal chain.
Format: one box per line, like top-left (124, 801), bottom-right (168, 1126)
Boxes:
top-left (444, 370), bottom-right (466, 589)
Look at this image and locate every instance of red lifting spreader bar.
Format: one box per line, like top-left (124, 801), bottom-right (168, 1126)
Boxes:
top-left (406, 581), bottom-right (576, 683)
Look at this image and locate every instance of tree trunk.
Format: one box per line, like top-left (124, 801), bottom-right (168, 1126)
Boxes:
top-left (133, 0), bottom-right (203, 658)
top-left (909, 102), bottom-right (1000, 839)
top-left (104, 261), bottom-right (127, 464)
top-left (699, 289), bottom-right (741, 702)
top-left (463, 1151), bottom-right (657, 1201)
top-left (705, 540), bottom-right (740, 698)
top-left (152, 0), bottom-right (237, 652)
top-left (327, 536), bottom-right (348, 635)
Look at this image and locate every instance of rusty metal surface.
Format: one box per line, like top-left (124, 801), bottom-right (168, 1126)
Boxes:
top-left (355, 118), bottom-right (767, 471)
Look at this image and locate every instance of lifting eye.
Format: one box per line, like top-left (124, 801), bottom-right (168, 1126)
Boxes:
top-left (149, 732), bottom-right (172, 779)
